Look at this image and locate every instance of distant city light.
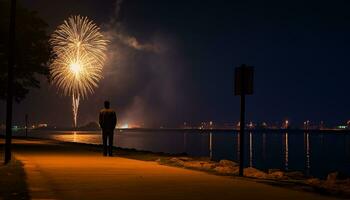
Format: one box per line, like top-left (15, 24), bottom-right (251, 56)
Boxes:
top-left (121, 124), bottom-right (129, 129)
top-left (337, 125), bottom-right (347, 129)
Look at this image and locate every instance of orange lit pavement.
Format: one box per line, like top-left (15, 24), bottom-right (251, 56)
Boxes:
top-left (10, 139), bottom-right (338, 200)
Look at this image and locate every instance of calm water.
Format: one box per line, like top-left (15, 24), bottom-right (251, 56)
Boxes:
top-left (11, 129), bottom-right (350, 178)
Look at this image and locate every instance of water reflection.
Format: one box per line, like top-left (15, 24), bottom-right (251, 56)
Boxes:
top-left (183, 132), bottom-right (187, 153)
top-left (346, 135), bottom-right (350, 158)
top-left (262, 133), bottom-right (266, 162)
top-left (305, 132), bottom-right (311, 176)
top-left (209, 132), bottom-right (213, 160)
top-left (284, 132), bottom-right (289, 171)
top-left (73, 131), bottom-right (77, 143)
top-left (249, 132), bottom-right (253, 167)
top-left (237, 133), bottom-right (240, 162)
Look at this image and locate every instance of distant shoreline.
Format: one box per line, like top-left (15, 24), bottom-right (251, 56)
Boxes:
top-left (6, 127), bottom-right (350, 133)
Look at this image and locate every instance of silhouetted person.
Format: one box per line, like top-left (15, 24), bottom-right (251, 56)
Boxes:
top-left (99, 101), bottom-right (117, 156)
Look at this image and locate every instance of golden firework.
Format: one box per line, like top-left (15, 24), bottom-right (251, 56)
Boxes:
top-left (50, 15), bottom-right (108, 127)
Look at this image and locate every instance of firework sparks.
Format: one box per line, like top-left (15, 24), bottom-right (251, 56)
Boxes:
top-left (50, 15), bottom-right (108, 127)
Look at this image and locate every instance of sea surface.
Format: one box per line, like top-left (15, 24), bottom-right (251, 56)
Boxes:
top-left (9, 129), bottom-right (350, 179)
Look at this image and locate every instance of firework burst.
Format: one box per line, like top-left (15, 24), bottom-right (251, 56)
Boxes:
top-left (50, 15), bottom-right (108, 127)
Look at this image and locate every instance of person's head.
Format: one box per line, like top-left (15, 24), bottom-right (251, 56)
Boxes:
top-left (104, 101), bottom-right (110, 109)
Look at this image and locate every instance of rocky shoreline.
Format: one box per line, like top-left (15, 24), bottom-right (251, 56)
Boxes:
top-left (158, 157), bottom-right (350, 198)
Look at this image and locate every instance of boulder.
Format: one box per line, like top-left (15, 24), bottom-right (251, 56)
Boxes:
top-left (244, 167), bottom-right (267, 179)
top-left (219, 160), bottom-right (238, 167)
top-left (214, 166), bottom-right (238, 174)
top-left (285, 171), bottom-right (305, 180)
top-left (326, 172), bottom-right (338, 185)
top-left (306, 178), bottom-right (321, 186)
top-left (200, 162), bottom-right (218, 170)
top-left (268, 169), bottom-right (281, 174)
top-left (176, 157), bottom-right (193, 162)
top-left (184, 161), bottom-right (217, 170)
top-left (168, 157), bottom-right (185, 166)
top-left (267, 171), bottom-right (285, 179)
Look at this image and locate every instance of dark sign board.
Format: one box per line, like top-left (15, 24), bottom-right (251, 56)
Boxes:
top-left (234, 65), bottom-right (254, 95)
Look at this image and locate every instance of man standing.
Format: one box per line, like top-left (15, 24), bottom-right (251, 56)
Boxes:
top-left (99, 101), bottom-right (117, 156)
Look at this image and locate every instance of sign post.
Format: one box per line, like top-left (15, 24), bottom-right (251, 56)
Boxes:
top-left (235, 64), bottom-right (254, 176)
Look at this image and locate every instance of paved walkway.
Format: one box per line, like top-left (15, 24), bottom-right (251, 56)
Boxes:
top-left (10, 139), bottom-right (339, 200)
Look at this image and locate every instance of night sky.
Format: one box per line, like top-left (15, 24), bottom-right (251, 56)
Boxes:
top-left (1, 0), bottom-right (350, 127)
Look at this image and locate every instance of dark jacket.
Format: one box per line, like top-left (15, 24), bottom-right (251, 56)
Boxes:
top-left (99, 108), bottom-right (117, 131)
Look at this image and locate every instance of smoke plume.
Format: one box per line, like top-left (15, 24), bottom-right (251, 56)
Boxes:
top-left (90, 0), bottom-right (188, 127)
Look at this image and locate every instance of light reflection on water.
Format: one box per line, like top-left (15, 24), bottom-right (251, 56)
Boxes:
top-left (13, 129), bottom-right (350, 179)
top-left (284, 132), bottom-right (289, 171)
top-left (249, 132), bottom-right (253, 167)
top-left (305, 132), bottom-right (310, 176)
top-left (209, 132), bottom-right (212, 159)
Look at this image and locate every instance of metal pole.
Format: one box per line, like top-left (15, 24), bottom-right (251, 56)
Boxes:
top-left (5, 0), bottom-right (17, 164)
top-left (238, 65), bottom-right (246, 176)
top-left (236, 64), bottom-right (253, 176)
top-left (239, 93), bottom-right (245, 176)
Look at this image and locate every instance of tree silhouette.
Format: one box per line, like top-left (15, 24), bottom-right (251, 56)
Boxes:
top-left (0, 0), bottom-right (50, 102)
